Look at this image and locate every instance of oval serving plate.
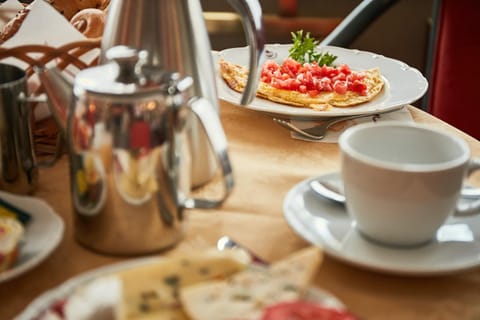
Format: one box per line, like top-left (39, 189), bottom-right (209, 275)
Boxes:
top-left (214, 44), bottom-right (428, 120)
top-left (17, 256), bottom-right (345, 319)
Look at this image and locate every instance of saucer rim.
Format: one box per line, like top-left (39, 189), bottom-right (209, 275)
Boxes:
top-left (0, 191), bottom-right (65, 283)
top-left (283, 173), bottom-right (480, 276)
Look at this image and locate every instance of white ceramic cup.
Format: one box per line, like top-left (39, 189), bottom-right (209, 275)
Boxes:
top-left (339, 122), bottom-right (480, 247)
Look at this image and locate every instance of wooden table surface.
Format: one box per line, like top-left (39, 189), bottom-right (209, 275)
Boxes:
top-left (2, 102), bottom-right (480, 320)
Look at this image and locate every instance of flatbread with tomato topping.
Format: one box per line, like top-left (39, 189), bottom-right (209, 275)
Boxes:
top-left (219, 58), bottom-right (384, 111)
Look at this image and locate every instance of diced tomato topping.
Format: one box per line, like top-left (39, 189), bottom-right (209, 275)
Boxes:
top-left (331, 73), bottom-right (347, 82)
top-left (333, 80), bottom-right (348, 95)
top-left (280, 58), bottom-right (302, 76)
top-left (337, 64), bottom-right (352, 75)
top-left (349, 80), bottom-right (368, 95)
top-left (318, 77), bottom-right (332, 91)
top-left (260, 58), bottom-right (368, 97)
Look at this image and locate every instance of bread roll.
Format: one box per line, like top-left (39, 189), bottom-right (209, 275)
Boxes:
top-left (70, 8), bottom-right (106, 39)
top-left (47, 0), bottom-right (110, 20)
top-left (0, 8), bottom-right (29, 44)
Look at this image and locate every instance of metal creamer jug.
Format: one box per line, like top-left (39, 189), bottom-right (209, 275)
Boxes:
top-left (0, 63), bottom-right (38, 195)
top-left (38, 46), bottom-right (234, 255)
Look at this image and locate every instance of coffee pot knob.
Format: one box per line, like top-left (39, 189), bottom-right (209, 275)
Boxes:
top-left (105, 45), bottom-right (146, 84)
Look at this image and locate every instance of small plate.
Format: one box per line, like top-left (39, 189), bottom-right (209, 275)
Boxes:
top-left (283, 175), bottom-right (480, 276)
top-left (17, 257), bottom-right (345, 320)
top-left (0, 191), bottom-right (64, 283)
top-left (214, 44), bottom-right (428, 120)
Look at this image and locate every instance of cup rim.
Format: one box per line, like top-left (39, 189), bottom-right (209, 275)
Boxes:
top-left (0, 63), bottom-right (27, 88)
top-left (339, 121), bottom-right (470, 172)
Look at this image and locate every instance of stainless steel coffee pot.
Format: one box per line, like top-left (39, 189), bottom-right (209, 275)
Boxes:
top-left (100, 0), bottom-right (265, 187)
top-left (37, 46), bottom-right (234, 255)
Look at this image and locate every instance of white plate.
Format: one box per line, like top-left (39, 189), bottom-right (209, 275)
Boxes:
top-left (214, 44), bottom-right (428, 119)
top-left (17, 257), bottom-right (345, 320)
top-left (283, 174), bottom-right (480, 276)
top-left (0, 191), bottom-right (64, 283)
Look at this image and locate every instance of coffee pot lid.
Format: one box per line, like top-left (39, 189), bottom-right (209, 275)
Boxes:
top-left (73, 46), bottom-right (171, 98)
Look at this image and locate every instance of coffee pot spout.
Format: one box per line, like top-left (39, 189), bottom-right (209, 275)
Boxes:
top-left (35, 66), bottom-right (73, 133)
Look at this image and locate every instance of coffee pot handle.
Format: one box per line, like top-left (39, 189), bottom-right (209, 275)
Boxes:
top-left (226, 0), bottom-right (265, 105)
top-left (455, 158), bottom-right (480, 216)
top-left (18, 94), bottom-right (63, 168)
top-left (185, 97), bottom-right (234, 209)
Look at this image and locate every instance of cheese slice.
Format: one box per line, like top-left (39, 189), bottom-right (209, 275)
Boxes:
top-left (116, 249), bottom-right (251, 320)
top-left (179, 246), bottom-right (323, 320)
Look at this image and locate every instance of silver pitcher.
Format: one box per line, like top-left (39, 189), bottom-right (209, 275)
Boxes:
top-left (100, 0), bottom-right (265, 187)
top-left (37, 46), bottom-right (234, 255)
top-left (0, 63), bottom-right (38, 194)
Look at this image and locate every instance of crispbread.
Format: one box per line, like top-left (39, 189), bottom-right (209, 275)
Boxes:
top-left (219, 59), bottom-right (384, 110)
top-left (114, 249), bottom-right (251, 320)
top-left (180, 246), bottom-right (323, 320)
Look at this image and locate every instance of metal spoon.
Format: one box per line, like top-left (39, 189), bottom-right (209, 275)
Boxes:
top-left (310, 175), bottom-right (480, 205)
top-left (310, 179), bottom-right (346, 204)
top-left (216, 236), bottom-right (267, 265)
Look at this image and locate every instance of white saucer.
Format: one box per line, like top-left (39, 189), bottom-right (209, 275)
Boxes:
top-left (0, 191), bottom-right (64, 283)
top-left (283, 174), bottom-right (480, 276)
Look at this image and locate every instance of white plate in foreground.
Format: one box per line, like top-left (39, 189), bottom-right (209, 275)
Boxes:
top-left (214, 44), bottom-right (428, 120)
top-left (283, 174), bottom-right (480, 276)
top-left (0, 191), bottom-right (64, 283)
top-left (17, 257), bottom-right (345, 319)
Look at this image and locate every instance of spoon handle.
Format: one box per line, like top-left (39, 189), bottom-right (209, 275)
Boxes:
top-left (217, 236), bottom-right (268, 265)
top-left (310, 180), bottom-right (346, 204)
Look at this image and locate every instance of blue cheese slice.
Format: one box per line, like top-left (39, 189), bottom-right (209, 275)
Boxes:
top-left (179, 246), bottom-right (323, 320)
top-left (116, 249), bottom-right (251, 320)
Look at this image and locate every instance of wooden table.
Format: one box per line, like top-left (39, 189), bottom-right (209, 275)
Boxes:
top-left (2, 102), bottom-right (480, 320)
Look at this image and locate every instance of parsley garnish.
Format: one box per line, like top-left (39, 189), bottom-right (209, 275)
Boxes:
top-left (288, 30), bottom-right (337, 66)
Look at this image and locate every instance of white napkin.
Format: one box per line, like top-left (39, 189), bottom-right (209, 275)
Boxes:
top-left (291, 106), bottom-right (413, 142)
top-left (0, 0), bottom-right (23, 28)
top-left (1, 0), bottom-right (86, 49)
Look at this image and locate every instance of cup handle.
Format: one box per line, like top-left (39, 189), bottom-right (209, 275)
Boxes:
top-left (455, 158), bottom-right (480, 216)
top-left (184, 97), bottom-right (234, 209)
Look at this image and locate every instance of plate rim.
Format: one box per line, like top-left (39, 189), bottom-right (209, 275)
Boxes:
top-left (17, 255), bottom-right (346, 319)
top-left (283, 174), bottom-right (480, 276)
top-left (16, 256), bottom-right (163, 320)
top-left (0, 191), bottom-right (65, 284)
top-left (214, 44), bottom-right (428, 120)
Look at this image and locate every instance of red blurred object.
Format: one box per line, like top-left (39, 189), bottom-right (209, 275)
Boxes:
top-left (261, 301), bottom-right (358, 320)
top-left (427, 0), bottom-right (480, 140)
top-left (278, 0), bottom-right (298, 17)
top-left (129, 121), bottom-right (151, 150)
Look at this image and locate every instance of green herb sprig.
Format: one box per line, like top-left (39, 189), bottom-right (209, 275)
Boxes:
top-left (288, 30), bottom-right (337, 66)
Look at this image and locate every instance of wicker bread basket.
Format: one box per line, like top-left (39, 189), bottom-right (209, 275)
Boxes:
top-left (0, 39), bottom-right (101, 157)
